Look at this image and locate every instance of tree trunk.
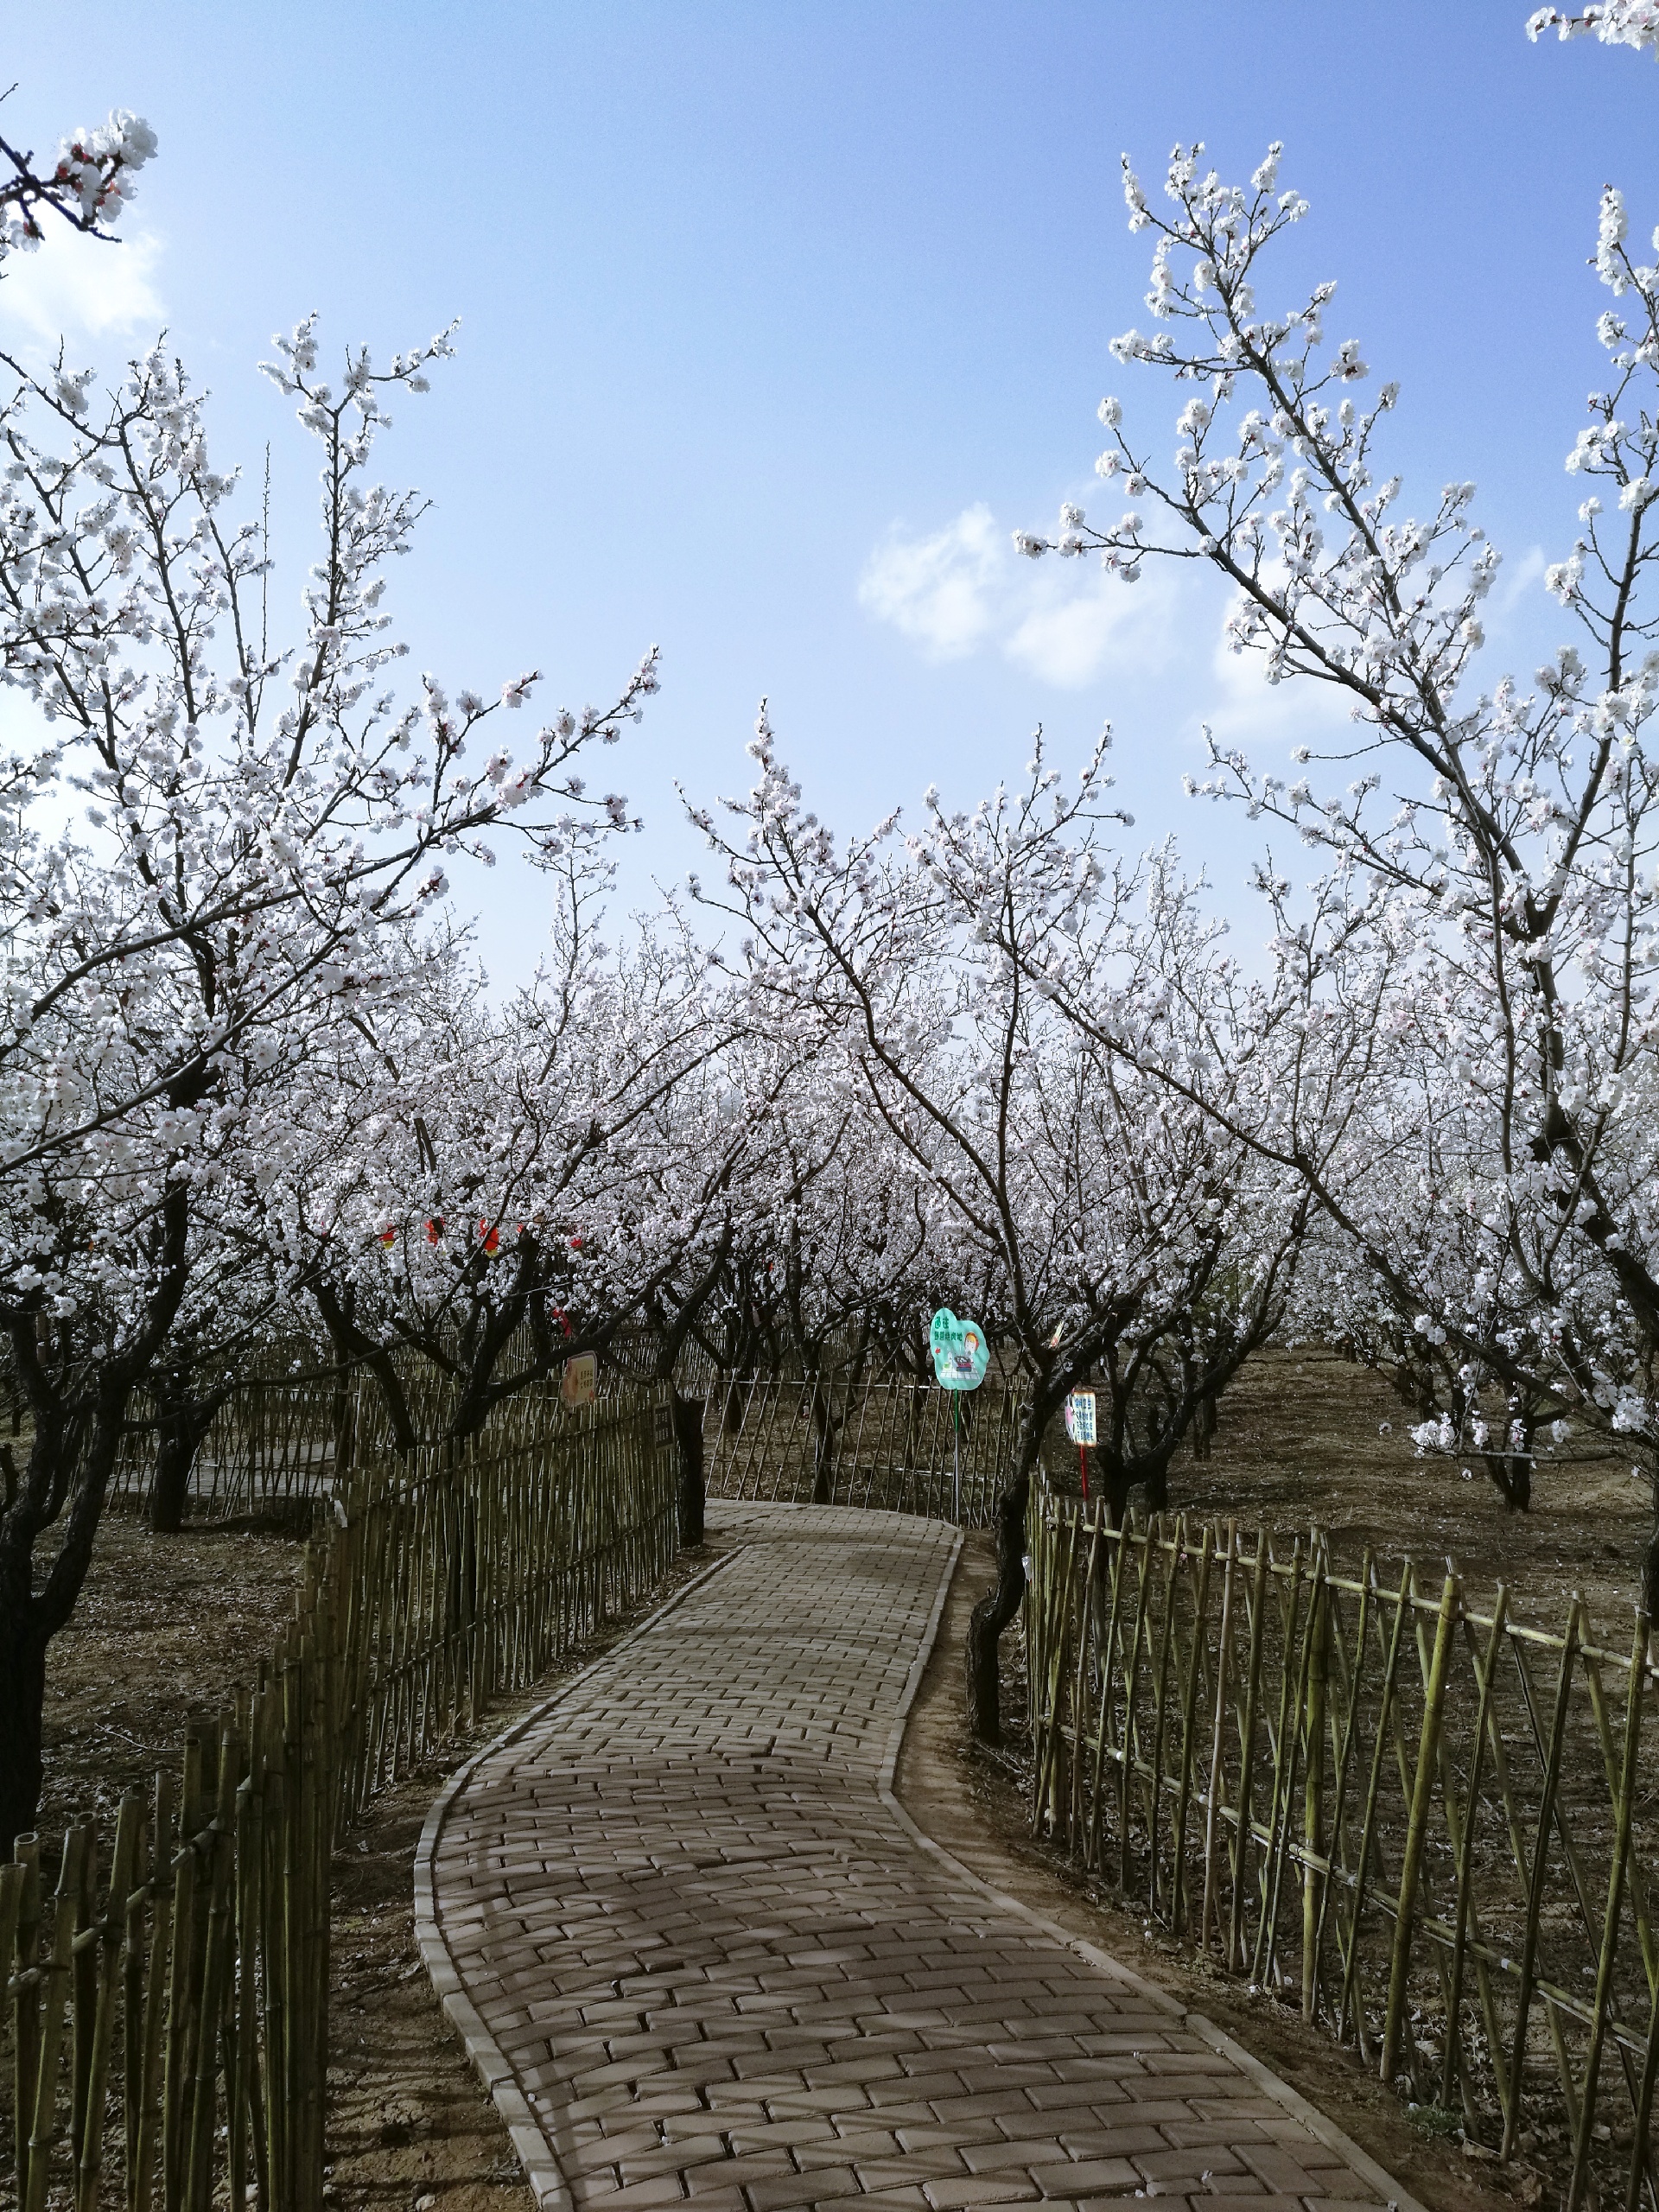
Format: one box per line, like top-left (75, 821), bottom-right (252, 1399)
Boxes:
top-left (1643, 1473), bottom-right (1659, 1622)
top-left (673, 1391), bottom-right (706, 1547)
top-left (965, 1471), bottom-right (1029, 1745)
top-left (1479, 1450), bottom-right (1533, 1512)
top-left (809, 1382), bottom-right (836, 1506)
top-left (1191, 1391), bottom-right (1217, 1461)
top-left (148, 1375), bottom-right (226, 1534)
top-left (0, 1605), bottom-right (46, 1852)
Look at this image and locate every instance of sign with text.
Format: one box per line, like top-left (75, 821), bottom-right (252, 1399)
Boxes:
top-left (1063, 1390), bottom-right (1097, 1447)
top-left (930, 1308), bottom-right (988, 1391)
top-left (560, 1353), bottom-right (597, 1409)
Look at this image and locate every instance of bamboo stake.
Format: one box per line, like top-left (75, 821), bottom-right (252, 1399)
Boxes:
top-left (1440, 1586), bottom-right (1509, 2115)
top-left (1301, 1557), bottom-right (1329, 2021)
top-left (1567, 1610), bottom-right (1649, 2212)
top-left (1629, 1967), bottom-right (1659, 2212)
top-left (1503, 1596), bottom-right (1583, 2158)
top-left (1200, 1522), bottom-right (1238, 1952)
top-left (185, 1724), bottom-right (239, 2212)
top-left (12, 1832), bottom-right (41, 2201)
top-left (1310, 1546), bottom-right (1373, 2027)
top-left (74, 1791), bottom-right (140, 2212)
top-left (1380, 1572), bottom-right (1459, 2087)
top-left (1251, 1539), bottom-right (1309, 1991)
top-left (1335, 1562), bottom-right (1414, 2055)
top-left (70, 1810), bottom-right (98, 2164)
top-left (1118, 1522), bottom-right (1157, 1895)
top-left (24, 1823), bottom-right (86, 2212)
top-left (1147, 1516), bottom-right (1185, 1919)
top-left (1086, 1518), bottom-right (1131, 1877)
top-left (1170, 1525), bottom-right (1213, 1937)
top-left (1071, 1513), bottom-right (1103, 1858)
top-left (132, 1770), bottom-right (175, 2212)
top-left (1227, 1535), bottom-right (1272, 1974)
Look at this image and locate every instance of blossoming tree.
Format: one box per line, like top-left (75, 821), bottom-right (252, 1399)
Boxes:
top-left (690, 715), bottom-right (1314, 1738)
top-left (1013, 32), bottom-right (1659, 1605)
top-left (0, 319), bottom-right (656, 1842)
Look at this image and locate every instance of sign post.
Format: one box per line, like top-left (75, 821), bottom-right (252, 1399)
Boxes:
top-left (930, 1308), bottom-right (988, 1522)
top-left (1064, 1389), bottom-right (1097, 1501)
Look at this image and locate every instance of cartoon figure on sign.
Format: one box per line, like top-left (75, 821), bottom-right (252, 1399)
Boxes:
top-left (560, 1353), bottom-right (597, 1409)
top-left (930, 1309), bottom-right (988, 1391)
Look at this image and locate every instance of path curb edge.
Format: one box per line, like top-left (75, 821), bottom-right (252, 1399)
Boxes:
top-left (876, 1538), bottom-right (1430, 2212)
top-left (412, 1542), bottom-right (748, 2212)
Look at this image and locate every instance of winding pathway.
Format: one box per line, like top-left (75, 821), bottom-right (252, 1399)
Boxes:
top-left (416, 1505), bottom-right (1417, 2212)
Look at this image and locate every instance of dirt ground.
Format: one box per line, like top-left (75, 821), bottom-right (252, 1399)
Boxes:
top-left (1141, 1345), bottom-right (1652, 1638)
top-left (35, 1497), bottom-right (312, 1844)
top-left (22, 1349), bottom-right (1654, 2207)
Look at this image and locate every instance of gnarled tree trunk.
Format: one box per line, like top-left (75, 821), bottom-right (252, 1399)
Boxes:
top-left (148, 1369), bottom-right (231, 1534)
top-left (965, 1471), bottom-right (1029, 1745)
top-left (0, 1576), bottom-right (47, 1853)
top-left (673, 1389), bottom-right (706, 1546)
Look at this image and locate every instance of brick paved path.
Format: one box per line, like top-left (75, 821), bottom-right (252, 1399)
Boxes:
top-left (416, 1506), bottom-right (1412, 2212)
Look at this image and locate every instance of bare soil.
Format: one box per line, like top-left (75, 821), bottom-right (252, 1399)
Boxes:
top-left (1152, 1346), bottom-right (1650, 1638)
top-left (36, 1497), bottom-right (312, 1844)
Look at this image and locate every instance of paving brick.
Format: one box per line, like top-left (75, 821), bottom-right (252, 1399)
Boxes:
top-left (921, 2177), bottom-right (1044, 2209)
top-left (1237, 2147), bottom-right (1327, 2196)
top-left (1134, 2148), bottom-right (1248, 2183)
top-left (1156, 2122), bottom-right (1271, 2150)
top-left (1049, 2132), bottom-right (1171, 2162)
top-left (415, 1506), bottom-right (1411, 2212)
top-left (1292, 2172), bottom-right (1379, 2202)
top-left (588, 2177), bottom-right (688, 2211)
top-left (746, 2164), bottom-right (864, 2210)
top-left (960, 2140), bottom-right (1073, 2173)
top-left (1028, 2161), bottom-right (1143, 2197)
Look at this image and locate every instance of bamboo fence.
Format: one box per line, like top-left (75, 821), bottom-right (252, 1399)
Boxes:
top-left (702, 1371), bottom-right (1023, 1523)
top-left (2, 1383), bottom-right (678, 2210)
top-left (1026, 1482), bottom-right (1659, 2211)
top-left (103, 1344), bottom-right (675, 1524)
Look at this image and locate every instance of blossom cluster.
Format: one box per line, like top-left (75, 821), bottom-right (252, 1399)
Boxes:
top-left (0, 107), bottom-right (157, 264)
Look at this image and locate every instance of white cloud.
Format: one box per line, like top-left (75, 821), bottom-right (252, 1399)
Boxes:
top-left (1495, 543), bottom-right (1547, 618)
top-left (859, 502), bottom-right (1180, 689)
top-left (857, 502), bottom-right (1001, 659)
top-left (1006, 566), bottom-right (1179, 688)
top-left (1, 227), bottom-right (165, 355)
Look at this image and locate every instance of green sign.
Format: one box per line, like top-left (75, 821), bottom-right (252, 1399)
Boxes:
top-left (931, 1308), bottom-right (988, 1391)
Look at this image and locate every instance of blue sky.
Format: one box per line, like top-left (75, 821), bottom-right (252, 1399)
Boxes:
top-left (6, 3), bottom-right (1657, 981)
